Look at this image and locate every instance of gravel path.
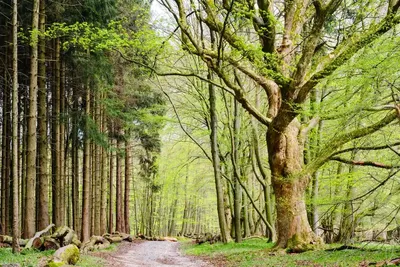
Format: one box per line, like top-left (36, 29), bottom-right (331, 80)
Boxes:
top-left (106, 241), bottom-right (210, 267)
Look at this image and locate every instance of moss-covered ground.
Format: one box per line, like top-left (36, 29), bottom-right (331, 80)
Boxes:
top-left (182, 238), bottom-right (400, 267)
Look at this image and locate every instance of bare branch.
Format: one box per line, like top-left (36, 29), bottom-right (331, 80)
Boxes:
top-left (331, 141), bottom-right (400, 156)
top-left (330, 157), bottom-right (400, 169)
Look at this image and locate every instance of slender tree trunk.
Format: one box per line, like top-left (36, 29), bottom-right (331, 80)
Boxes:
top-left (100, 104), bottom-right (108, 234)
top-left (116, 135), bottom-right (123, 232)
top-left (208, 70), bottom-right (230, 243)
top-left (60, 56), bottom-right (66, 226)
top-left (52, 38), bottom-right (61, 227)
top-left (1, 58), bottom-right (10, 235)
top-left (81, 85), bottom-right (91, 241)
top-left (232, 100), bottom-right (242, 243)
top-left (24, 0), bottom-right (39, 237)
top-left (124, 138), bottom-right (131, 234)
top-left (108, 136), bottom-right (114, 233)
top-left (37, 0), bottom-right (49, 230)
top-left (72, 87), bottom-right (80, 235)
top-left (94, 96), bottom-right (101, 235)
top-left (11, 0), bottom-right (20, 252)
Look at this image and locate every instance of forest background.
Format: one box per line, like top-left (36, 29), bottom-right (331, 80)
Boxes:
top-left (0, 0), bottom-right (399, 255)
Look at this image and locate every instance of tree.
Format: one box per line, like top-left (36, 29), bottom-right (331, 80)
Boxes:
top-left (11, 0), bottom-right (20, 253)
top-left (24, 0), bottom-right (39, 238)
top-left (159, 0), bottom-right (400, 250)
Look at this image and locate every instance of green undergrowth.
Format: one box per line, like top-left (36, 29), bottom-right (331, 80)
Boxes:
top-left (0, 247), bottom-right (107, 267)
top-left (0, 248), bottom-right (53, 266)
top-left (181, 238), bottom-right (400, 267)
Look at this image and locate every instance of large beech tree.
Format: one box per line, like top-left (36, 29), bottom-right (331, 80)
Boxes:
top-left (158, 0), bottom-right (400, 249)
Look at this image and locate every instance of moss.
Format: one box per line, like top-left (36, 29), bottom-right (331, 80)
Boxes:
top-left (287, 232), bottom-right (321, 253)
top-left (47, 244), bottom-right (80, 267)
top-left (57, 245), bottom-right (79, 264)
top-left (47, 260), bottom-right (65, 267)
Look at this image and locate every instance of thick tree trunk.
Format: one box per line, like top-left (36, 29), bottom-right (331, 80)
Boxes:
top-left (267, 119), bottom-right (319, 251)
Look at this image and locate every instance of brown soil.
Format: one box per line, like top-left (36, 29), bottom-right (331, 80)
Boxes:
top-left (91, 240), bottom-right (215, 267)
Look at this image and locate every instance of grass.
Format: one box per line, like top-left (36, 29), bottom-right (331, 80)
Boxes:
top-left (181, 238), bottom-right (400, 267)
top-left (0, 247), bottom-right (107, 267)
top-left (0, 248), bottom-right (54, 267)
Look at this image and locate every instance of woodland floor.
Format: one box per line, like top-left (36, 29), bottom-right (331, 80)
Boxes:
top-left (92, 240), bottom-right (215, 267)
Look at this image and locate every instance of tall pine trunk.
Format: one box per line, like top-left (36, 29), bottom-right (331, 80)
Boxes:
top-left (24, 0), bottom-right (39, 237)
top-left (37, 0), bottom-right (49, 230)
top-left (81, 85), bottom-right (91, 241)
top-left (11, 0), bottom-right (20, 252)
top-left (124, 138), bottom-right (131, 234)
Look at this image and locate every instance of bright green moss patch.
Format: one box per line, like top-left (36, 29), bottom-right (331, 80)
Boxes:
top-left (181, 238), bottom-right (400, 267)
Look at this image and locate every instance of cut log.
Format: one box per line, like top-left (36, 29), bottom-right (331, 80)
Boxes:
top-left (25, 224), bottom-right (55, 249)
top-left (47, 244), bottom-right (80, 267)
top-left (43, 237), bottom-right (60, 251)
top-left (32, 237), bottom-right (44, 250)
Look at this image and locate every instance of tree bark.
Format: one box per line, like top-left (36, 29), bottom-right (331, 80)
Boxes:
top-left (116, 134), bottom-right (123, 233)
top-left (267, 119), bottom-right (319, 251)
top-left (208, 69), bottom-right (230, 243)
top-left (11, 0), bottom-right (20, 252)
top-left (24, 0), bottom-right (39, 238)
top-left (37, 0), bottom-right (49, 231)
top-left (52, 38), bottom-right (61, 227)
top-left (124, 138), bottom-right (131, 234)
top-left (81, 84), bottom-right (91, 242)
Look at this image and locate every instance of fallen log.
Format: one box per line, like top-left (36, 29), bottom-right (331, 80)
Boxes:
top-left (51, 226), bottom-right (81, 248)
top-left (0, 242), bottom-right (11, 248)
top-left (0, 235), bottom-right (28, 247)
top-left (81, 235), bottom-right (110, 254)
top-left (47, 244), bottom-right (80, 267)
top-left (104, 235), bottom-right (123, 243)
top-left (120, 233), bottom-right (134, 242)
top-left (25, 224), bottom-right (55, 249)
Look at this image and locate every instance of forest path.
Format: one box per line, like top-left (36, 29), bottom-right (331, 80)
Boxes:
top-left (105, 240), bottom-right (211, 267)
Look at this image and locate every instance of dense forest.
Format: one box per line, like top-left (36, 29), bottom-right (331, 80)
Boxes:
top-left (0, 0), bottom-right (400, 257)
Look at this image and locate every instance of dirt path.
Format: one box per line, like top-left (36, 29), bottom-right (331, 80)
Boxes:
top-left (103, 241), bottom-right (211, 267)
